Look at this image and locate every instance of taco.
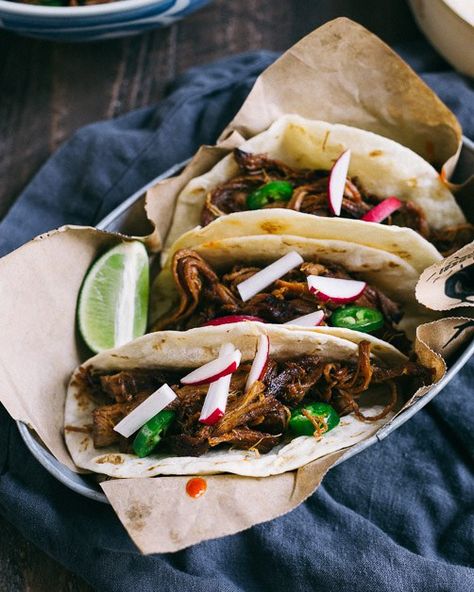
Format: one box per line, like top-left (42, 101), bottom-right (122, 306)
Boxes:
top-left (150, 223), bottom-right (441, 352)
top-left (64, 324), bottom-right (434, 478)
top-left (164, 115), bottom-right (473, 257)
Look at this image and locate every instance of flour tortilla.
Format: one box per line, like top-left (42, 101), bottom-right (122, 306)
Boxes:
top-left (164, 114), bottom-right (465, 254)
top-left (65, 323), bottom-right (407, 479)
top-left (151, 233), bottom-right (439, 340)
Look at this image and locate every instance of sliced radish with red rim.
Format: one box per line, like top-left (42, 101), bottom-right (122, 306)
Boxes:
top-left (361, 197), bottom-right (403, 223)
top-left (328, 149), bottom-right (351, 216)
top-left (199, 376), bottom-right (232, 425)
top-left (283, 310), bottom-right (325, 327)
top-left (307, 275), bottom-right (366, 304)
top-left (199, 343), bottom-right (236, 425)
top-left (181, 347), bottom-right (241, 386)
top-left (202, 315), bottom-right (265, 326)
top-left (200, 407), bottom-right (225, 426)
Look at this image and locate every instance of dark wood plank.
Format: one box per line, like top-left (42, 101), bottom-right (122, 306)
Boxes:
top-left (0, 35), bottom-right (54, 218)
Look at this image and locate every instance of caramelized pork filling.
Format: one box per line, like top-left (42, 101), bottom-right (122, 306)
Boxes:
top-left (153, 249), bottom-right (411, 354)
top-left (201, 150), bottom-right (473, 256)
top-left (82, 341), bottom-right (432, 457)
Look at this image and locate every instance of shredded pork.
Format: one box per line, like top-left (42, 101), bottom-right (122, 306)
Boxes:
top-left (153, 249), bottom-right (410, 353)
top-left (201, 150), bottom-right (473, 256)
top-left (84, 342), bottom-right (433, 457)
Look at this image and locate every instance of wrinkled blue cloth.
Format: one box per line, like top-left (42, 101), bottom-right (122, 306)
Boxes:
top-left (0, 23), bottom-right (473, 592)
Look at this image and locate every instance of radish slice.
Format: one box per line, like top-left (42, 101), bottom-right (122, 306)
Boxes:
top-left (199, 343), bottom-right (235, 425)
top-left (237, 251), bottom-right (304, 302)
top-left (113, 383), bottom-right (176, 438)
top-left (199, 376), bottom-right (231, 425)
top-left (284, 310), bottom-right (325, 327)
top-left (181, 348), bottom-right (241, 386)
top-left (200, 407), bottom-right (225, 426)
top-left (328, 149), bottom-right (351, 216)
top-left (202, 315), bottom-right (265, 326)
top-left (307, 275), bottom-right (366, 304)
top-left (361, 197), bottom-right (403, 223)
top-left (245, 335), bottom-right (270, 393)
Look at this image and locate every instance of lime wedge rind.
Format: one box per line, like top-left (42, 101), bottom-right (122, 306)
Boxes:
top-left (78, 241), bottom-right (149, 353)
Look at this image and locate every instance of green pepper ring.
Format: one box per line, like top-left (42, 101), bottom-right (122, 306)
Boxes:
top-left (289, 402), bottom-right (340, 437)
top-left (132, 410), bottom-right (176, 458)
top-left (246, 180), bottom-right (294, 210)
top-left (330, 305), bottom-right (384, 333)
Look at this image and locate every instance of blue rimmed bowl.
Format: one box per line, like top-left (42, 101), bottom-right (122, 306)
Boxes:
top-left (0, 0), bottom-right (210, 41)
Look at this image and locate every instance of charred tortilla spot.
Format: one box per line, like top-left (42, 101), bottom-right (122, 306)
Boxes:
top-left (260, 221), bottom-right (287, 234)
top-left (394, 251), bottom-right (411, 259)
top-left (369, 150), bottom-right (383, 157)
top-left (79, 437), bottom-right (89, 452)
top-left (96, 454), bottom-right (124, 465)
top-left (202, 241), bottom-right (221, 249)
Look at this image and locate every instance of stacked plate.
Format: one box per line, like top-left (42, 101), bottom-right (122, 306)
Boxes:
top-left (409, 0), bottom-right (474, 77)
top-left (0, 0), bottom-right (210, 41)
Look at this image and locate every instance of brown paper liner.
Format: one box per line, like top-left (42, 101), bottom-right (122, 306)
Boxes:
top-left (101, 451), bottom-right (343, 554)
top-left (220, 18), bottom-right (461, 171)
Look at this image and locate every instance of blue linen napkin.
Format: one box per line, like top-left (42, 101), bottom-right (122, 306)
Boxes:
top-left (0, 36), bottom-right (473, 592)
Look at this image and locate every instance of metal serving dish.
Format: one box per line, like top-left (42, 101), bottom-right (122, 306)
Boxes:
top-left (17, 138), bottom-right (474, 504)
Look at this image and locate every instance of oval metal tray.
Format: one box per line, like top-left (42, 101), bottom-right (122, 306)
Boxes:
top-left (18, 138), bottom-right (474, 504)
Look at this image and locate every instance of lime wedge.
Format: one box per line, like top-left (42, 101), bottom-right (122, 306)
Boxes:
top-left (78, 241), bottom-right (149, 353)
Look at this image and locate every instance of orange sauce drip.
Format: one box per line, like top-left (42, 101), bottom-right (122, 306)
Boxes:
top-left (186, 477), bottom-right (207, 499)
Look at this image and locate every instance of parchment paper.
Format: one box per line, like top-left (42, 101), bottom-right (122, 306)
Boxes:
top-left (220, 17), bottom-right (462, 172)
top-left (0, 18), bottom-right (471, 554)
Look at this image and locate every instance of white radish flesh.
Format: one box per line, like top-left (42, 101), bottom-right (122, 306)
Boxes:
top-left (199, 343), bottom-right (235, 425)
top-left (113, 383), bottom-right (176, 438)
top-left (283, 310), bottom-right (325, 327)
top-left (307, 275), bottom-right (366, 304)
top-left (328, 149), bottom-right (351, 216)
top-left (245, 335), bottom-right (270, 393)
top-left (181, 349), bottom-right (242, 386)
top-left (237, 251), bottom-right (304, 302)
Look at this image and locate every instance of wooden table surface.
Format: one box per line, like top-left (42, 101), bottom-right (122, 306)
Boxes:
top-left (0, 1), bottom-right (420, 590)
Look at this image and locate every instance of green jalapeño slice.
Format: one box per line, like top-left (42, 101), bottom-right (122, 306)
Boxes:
top-left (246, 180), bottom-right (293, 209)
top-left (132, 410), bottom-right (175, 458)
top-left (330, 306), bottom-right (384, 333)
top-left (289, 403), bottom-right (340, 437)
